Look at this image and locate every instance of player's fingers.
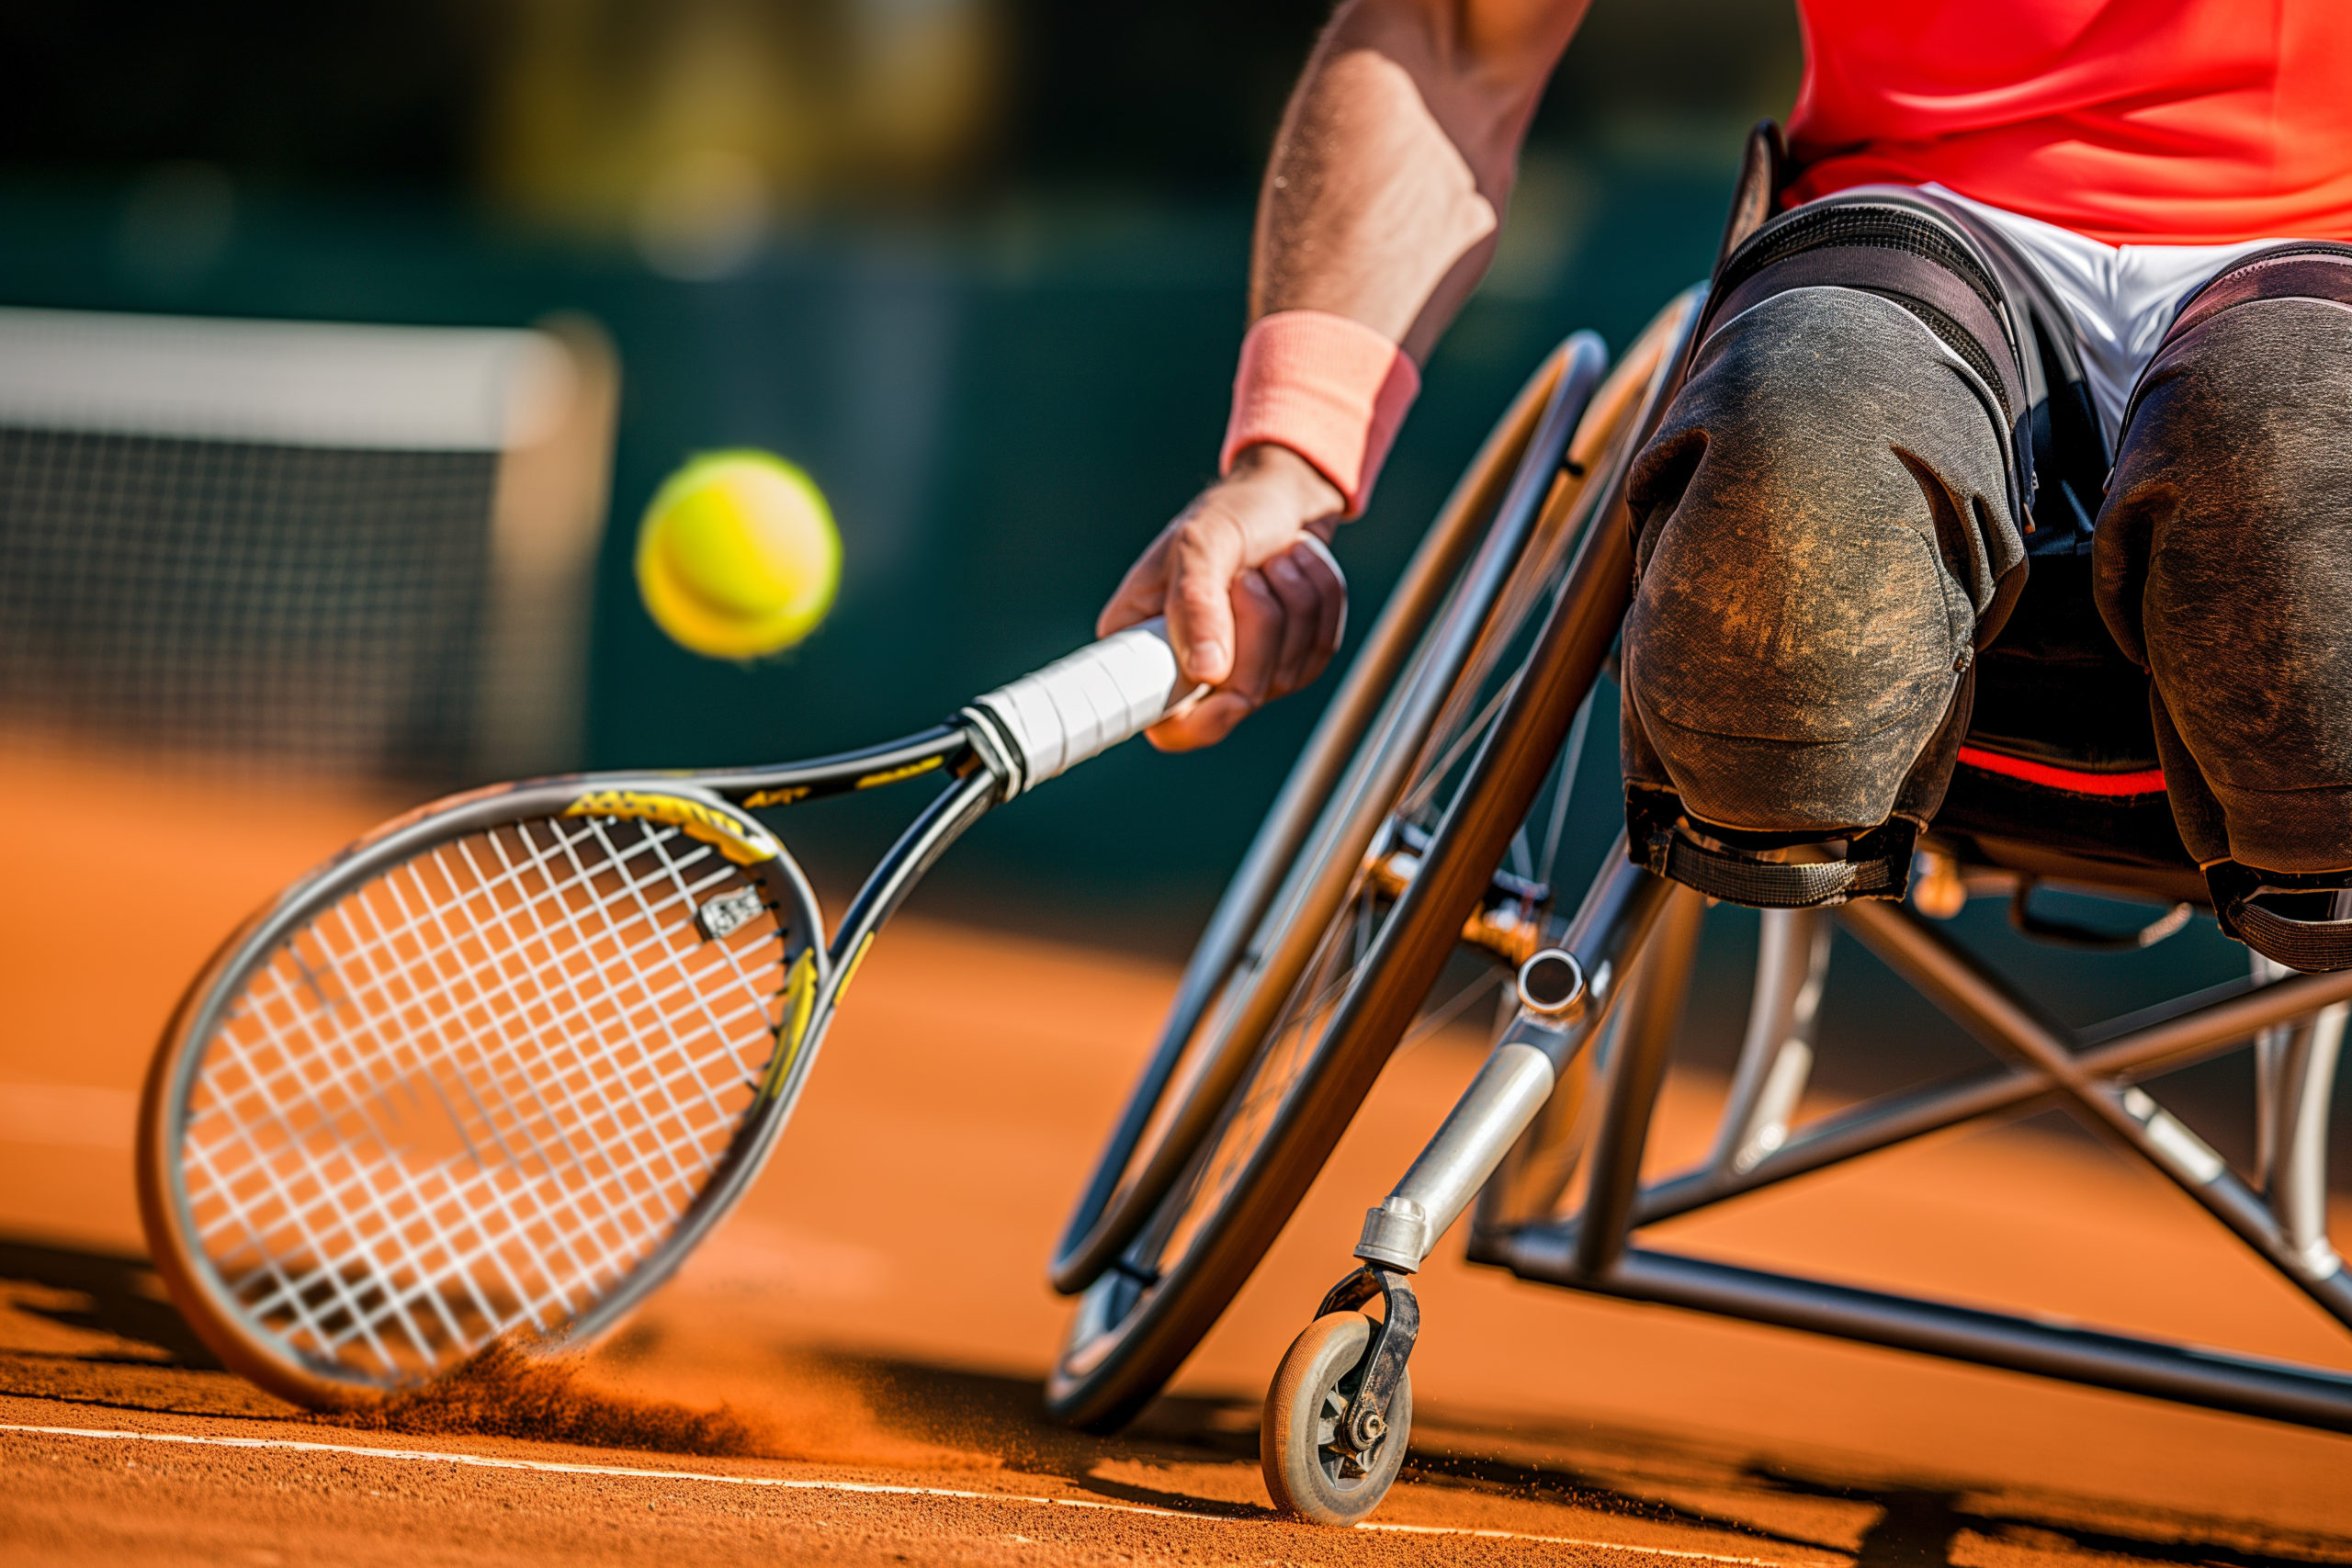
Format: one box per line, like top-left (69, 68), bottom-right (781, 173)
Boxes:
top-left (1261, 548), bottom-right (1326, 699)
top-left (1146, 689), bottom-right (1257, 750)
top-left (1165, 512), bottom-right (1246, 687)
top-left (1095, 525), bottom-right (1173, 638)
top-left (1220, 567), bottom-right (1283, 707)
top-left (1291, 533), bottom-right (1348, 661)
top-left (1148, 570), bottom-right (1276, 749)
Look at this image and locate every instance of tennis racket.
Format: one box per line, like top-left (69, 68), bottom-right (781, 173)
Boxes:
top-left (137, 620), bottom-right (1190, 1407)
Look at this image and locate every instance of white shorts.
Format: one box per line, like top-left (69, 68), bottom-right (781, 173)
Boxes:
top-left (1917, 184), bottom-right (2296, 450)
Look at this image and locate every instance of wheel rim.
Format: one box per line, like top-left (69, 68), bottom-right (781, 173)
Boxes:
top-left (1265, 1314), bottom-right (1410, 1520)
top-left (1052, 290), bottom-right (1703, 1416)
top-left (1062, 353), bottom-right (1653, 1382)
top-left (1311, 1357), bottom-right (1391, 1487)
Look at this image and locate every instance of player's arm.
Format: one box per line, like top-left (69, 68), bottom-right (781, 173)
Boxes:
top-left (1101, 0), bottom-right (1593, 750)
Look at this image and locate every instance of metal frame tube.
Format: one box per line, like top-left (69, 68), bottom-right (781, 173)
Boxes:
top-left (1573, 885), bottom-right (1707, 1280)
top-left (1610, 962), bottom-right (2352, 1228)
top-left (1709, 908), bottom-right (1828, 1176)
top-left (1840, 899), bottom-right (2352, 1318)
top-left (1358, 853), bottom-right (1672, 1269)
top-left (1505, 1246), bottom-right (2352, 1434)
top-left (2270, 1003), bottom-right (2346, 1280)
top-left (1473, 882), bottom-right (2352, 1436)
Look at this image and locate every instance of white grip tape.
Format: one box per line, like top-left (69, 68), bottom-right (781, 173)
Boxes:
top-left (972, 619), bottom-right (1184, 794)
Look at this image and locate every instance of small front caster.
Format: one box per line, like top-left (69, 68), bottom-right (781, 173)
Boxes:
top-left (1261, 1310), bottom-right (1414, 1525)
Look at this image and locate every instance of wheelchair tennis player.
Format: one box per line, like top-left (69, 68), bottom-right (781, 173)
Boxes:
top-left (1096, 0), bottom-right (2352, 970)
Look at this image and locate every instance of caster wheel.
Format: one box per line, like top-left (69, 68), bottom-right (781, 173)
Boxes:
top-left (1261, 1311), bottom-right (1412, 1525)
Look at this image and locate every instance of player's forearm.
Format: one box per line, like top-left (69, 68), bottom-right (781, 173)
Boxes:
top-left (1123, 0), bottom-right (1587, 744)
top-left (1252, 0), bottom-right (1590, 362)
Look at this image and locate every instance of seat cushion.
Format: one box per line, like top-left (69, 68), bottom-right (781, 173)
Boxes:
top-left (1933, 555), bottom-right (2197, 875)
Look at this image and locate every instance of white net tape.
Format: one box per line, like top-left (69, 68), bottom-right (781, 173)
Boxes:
top-left (175, 809), bottom-right (790, 1385)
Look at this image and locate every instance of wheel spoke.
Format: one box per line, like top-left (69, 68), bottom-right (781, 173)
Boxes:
top-left (1535, 688), bottom-right (1595, 890)
top-left (1397, 671), bottom-right (1520, 821)
top-left (1398, 966), bottom-right (1506, 1051)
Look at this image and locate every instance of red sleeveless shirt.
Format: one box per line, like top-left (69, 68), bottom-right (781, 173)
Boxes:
top-left (1782, 0), bottom-right (2352, 244)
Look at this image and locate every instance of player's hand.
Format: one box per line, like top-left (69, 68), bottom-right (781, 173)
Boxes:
top-left (1099, 443), bottom-right (1350, 750)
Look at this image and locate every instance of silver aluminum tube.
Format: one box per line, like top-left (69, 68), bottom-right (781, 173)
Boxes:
top-left (1356, 849), bottom-right (1671, 1270)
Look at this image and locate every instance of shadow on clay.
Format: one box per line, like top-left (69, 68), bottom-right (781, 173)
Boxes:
top-left (0, 1234), bottom-right (220, 1370)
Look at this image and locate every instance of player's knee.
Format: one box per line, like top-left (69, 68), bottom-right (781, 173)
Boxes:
top-left (2099, 290), bottom-right (2352, 879)
top-left (1622, 286), bottom-right (2021, 835)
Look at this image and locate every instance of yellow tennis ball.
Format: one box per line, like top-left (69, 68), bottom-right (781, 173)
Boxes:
top-left (636, 450), bottom-right (842, 659)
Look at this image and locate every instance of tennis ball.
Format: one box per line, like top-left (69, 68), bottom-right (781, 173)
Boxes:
top-left (636, 450), bottom-right (841, 660)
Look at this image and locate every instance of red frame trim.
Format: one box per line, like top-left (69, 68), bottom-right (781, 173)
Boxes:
top-left (1957, 745), bottom-right (2166, 797)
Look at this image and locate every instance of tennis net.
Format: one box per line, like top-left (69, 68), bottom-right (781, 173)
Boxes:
top-left (0, 307), bottom-right (613, 783)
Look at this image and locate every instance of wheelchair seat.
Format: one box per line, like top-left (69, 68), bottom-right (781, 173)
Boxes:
top-left (1930, 554), bottom-right (2209, 907)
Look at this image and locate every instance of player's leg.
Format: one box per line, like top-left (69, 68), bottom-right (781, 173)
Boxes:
top-left (2094, 243), bottom-right (2352, 968)
top-left (1620, 195), bottom-right (2031, 891)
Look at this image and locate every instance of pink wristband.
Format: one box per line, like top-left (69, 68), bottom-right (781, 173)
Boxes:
top-left (1220, 310), bottom-right (1420, 516)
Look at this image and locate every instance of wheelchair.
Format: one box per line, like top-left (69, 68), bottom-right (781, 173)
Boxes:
top-left (1040, 162), bottom-right (2352, 1525)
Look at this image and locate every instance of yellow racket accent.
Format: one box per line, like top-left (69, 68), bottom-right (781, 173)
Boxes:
top-left (833, 931), bottom-right (877, 1004)
top-left (759, 948), bottom-right (821, 1101)
top-left (855, 756), bottom-right (944, 790)
top-left (564, 787), bottom-right (780, 865)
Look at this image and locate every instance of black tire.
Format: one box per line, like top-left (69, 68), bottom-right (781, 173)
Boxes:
top-left (1045, 292), bottom-right (1702, 1432)
top-left (1261, 1312), bottom-right (1412, 1525)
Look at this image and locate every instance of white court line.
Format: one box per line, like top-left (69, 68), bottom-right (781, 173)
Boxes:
top-left (1, 1422), bottom-right (1802, 1565)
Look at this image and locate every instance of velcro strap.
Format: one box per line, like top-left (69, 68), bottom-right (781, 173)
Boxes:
top-left (2166, 243), bottom-right (2352, 342)
top-left (1702, 201), bottom-right (2024, 426)
top-left (2228, 898), bottom-right (2352, 974)
top-left (1642, 819), bottom-right (1912, 909)
top-left (1711, 246), bottom-right (2022, 426)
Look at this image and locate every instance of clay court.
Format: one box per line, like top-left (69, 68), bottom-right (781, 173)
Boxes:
top-left (4, 737), bottom-right (2349, 1567)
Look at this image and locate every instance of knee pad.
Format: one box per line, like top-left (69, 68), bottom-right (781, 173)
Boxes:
top-left (2094, 243), bottom-right (2352, 967)
top-left (1623, 195), bottom-right (2031, 907)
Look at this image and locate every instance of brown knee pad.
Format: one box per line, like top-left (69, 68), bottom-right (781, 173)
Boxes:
top-left (2094, 243), bottom-right (2352, 967)
top-left (1621, 195), bottom-right (2030, 905)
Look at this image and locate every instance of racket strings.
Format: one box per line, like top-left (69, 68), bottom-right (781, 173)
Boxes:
top-left (195, 826), bottom-right (694, 1360)
top-left (179, 810), bottom-right (790, 1382)
top-left (218, 821), bottom-right (731, 1353)
top-left (201, 819), bottom-right (774, 1367)
top-left (345, 817), bottom-right (773, 1326)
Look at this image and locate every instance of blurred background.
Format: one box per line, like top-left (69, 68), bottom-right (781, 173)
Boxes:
top-left (0, 0), bottom-right (1803, 942)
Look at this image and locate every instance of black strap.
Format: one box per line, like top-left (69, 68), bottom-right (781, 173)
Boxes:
top-left (1637, 813), bottom-right (1915, 909)
top-left (2210, 864), bottom-right (2352, 973)
top-left (1708, 238), bottom-right (2024, 429)
top-left (2229, 898), bottom-right (2352, 974)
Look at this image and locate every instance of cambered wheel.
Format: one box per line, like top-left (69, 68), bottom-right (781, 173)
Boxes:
top-left (1261, 1312), bottom-right (1412, 1525)
top-left (1045, 291), bottom-right (1702, 1432)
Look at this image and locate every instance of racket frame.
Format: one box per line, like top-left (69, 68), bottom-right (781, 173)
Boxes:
top-left (141, 716), bottom-right (1012, 1406)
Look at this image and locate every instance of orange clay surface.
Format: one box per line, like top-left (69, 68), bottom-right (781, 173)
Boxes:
top-left (3, 732), bottom-right (2350, 1567)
